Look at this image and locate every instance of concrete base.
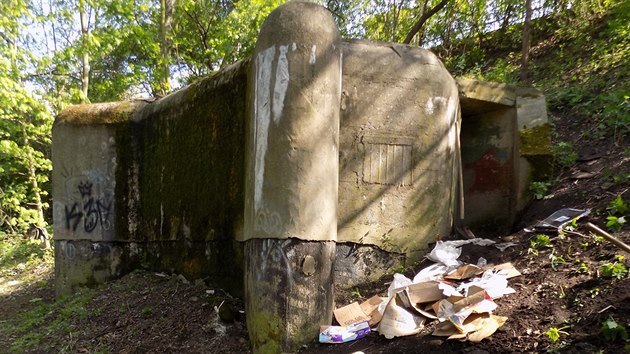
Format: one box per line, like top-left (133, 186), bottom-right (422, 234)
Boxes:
top-left (335, 243), bottom-right (406, 289)
top-left (55, 240), bottom-right (140, 296)
top-left (244, 239), bottom-right (334, 353)
top-left (55, 239), bottom-right (244, 297)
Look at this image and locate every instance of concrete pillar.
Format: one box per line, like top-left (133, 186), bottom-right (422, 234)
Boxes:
top-left (243, 2), bottom-right (341, 352)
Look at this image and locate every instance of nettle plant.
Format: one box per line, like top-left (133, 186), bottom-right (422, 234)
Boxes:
top-left (600, 255), bottom-right (628, 280)
top-left (606, 195), bottom-right (628, 232)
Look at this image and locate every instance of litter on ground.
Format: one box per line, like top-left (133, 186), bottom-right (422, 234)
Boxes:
top-left (320, 238), bottom-right (521, 344)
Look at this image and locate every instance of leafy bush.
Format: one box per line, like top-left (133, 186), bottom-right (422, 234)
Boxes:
top-left (530, 181), bottom-right (551, 200)
top-left (608, 195), bottom-right (629, 216)
top-left (551, 142), bottom-right (577, 168)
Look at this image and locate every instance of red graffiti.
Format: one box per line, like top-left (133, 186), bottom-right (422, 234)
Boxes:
top-left (464, 149), bottom-right (510, 193)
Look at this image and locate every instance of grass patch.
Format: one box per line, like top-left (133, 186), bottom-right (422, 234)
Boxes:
top-left (4, 289), bottom-right (95, 353)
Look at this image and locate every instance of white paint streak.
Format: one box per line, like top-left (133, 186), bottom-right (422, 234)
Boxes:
top-left (309, 45), bottom-right (317, 65)
top-left (425, 96), bottom-right (447, 115)
top-left (272, 45), bottom-right (289, 124)
top-left (445, 97), bottom-right (458, 150)
top-left (254, 46), bottom-right (275, 211)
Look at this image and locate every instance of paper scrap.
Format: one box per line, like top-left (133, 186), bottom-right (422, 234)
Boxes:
top-left (319, 321), bottom-right (371, 343)
top-left (377, 291), bottom-right (426, 339)
top-left (426, 239), bottom-right (496, 266)
top-left (492, 263), bottom-right (522, 279)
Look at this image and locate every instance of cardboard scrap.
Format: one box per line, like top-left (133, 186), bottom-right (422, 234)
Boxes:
top-left (396, 280), bottom-right (444, 304)
top-left (359, 295), bottom-right (385, 326)
top-left (377, 291), bottom-right (426, 339)
top-left (319, 321), bottom-right (371, 343)
top-left (438, 287), bottom-right (498, 331)
top-left (334, 302), bottom-right (370, 326)
top-left (445, 264), bottom-right (484, 280)
top-left (432, 313), bottom-right (507, 342)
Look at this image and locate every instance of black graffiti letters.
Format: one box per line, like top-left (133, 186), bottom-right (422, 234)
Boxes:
top-left (64, 180), bottom-right (112, 233)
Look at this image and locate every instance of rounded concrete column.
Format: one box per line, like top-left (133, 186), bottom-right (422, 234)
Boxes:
top-left (244, 2), bottom-right (341, 352)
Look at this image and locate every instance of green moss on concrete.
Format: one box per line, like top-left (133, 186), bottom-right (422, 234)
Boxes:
top-left (519, 123), bottom-right (552, 155)
top-left (519, 123), bottom-right (553, 181)
top-left (248, 308), bottom-right (283, 353)
top-left (56, 101), bottom-right (145, 125)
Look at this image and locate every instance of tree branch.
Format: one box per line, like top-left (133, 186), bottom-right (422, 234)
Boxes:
top-left (403, 0), bottom-right (450, 45)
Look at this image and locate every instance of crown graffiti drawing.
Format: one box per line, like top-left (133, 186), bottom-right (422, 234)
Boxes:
top-left (78, 181), bottom-right (93, 197)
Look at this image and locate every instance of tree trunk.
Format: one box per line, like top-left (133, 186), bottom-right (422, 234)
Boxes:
top-left (158, 0), bottom-right (175, 95)
top-left (79, 0), bottom-right (90, 103)
top-left (520, 0), bottom-right (532, 83)
top-left (403, 0), bottom-right (449, 45)
top-left (21, 128), bottom-right (49, 249)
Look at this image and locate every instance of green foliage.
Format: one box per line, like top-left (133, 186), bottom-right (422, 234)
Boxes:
top-left (0, 237), bottom-right (48, 270)
top-left (576, 262), bottom-right (590, 274)
top-left (173, 0), bottom-right (284, 83)
top-left (586, 287), bottom-right (599, 298)
top-left (5, 289), bottom-right (95, 352)
top-left (549, 252), bottom-right (566, 270)
top-left (0, 0), bottom-right (53, 234)
top-left (551, 141), bottom-right (577, 168)
top-left (600, 261), bottom-right (628, 279)
top-left (601, 317), bottom-right (628, 342)
top-left (606, 215), bottom-right (626, 232)
top-left (608, 195), bottom-right (629, 216)
top-left (542, 1), bottom-right (630, 141)
top-left (530, 181), bottom-right (551, 200)
top-left (529, 234), bottom-right (552, 255)
top-left (546, 326), bottom-right (569, 343)
top-left (591, 234), bottom-right (605, 246)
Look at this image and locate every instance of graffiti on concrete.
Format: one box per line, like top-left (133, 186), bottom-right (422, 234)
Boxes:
top-left (255, 207), bottom-right (282, 234)
top-left (64, 179), bottom-right (113, 233)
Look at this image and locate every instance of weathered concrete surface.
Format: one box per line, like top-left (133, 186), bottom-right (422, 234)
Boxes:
top-left (515, 87), bottom-right (552, 214)
top-left (243, 2), bottom-right (340, 352)
top-left (335, 243), bottom-right (405, 288)
top-left (245, 239), bottom-right (334, 353)
top-left (53, 60), bottom-right (249, 296)
top-left (243, 5), bottom-right (340, 243)
top-left (457, 79), bottom-right (551, 234)
top-left (54, 240), bottom-right (141, 295)
top-left (338, 40), bottom-right (461, 262)
top-left (53, 102), bottom-right (146, 242)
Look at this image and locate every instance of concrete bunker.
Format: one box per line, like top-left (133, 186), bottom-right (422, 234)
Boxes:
top-left (52, 2), bottom-right (551, 352)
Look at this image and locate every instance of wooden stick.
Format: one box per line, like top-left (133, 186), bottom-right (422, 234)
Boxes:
top-left (585, 222), bottom-right (630, 254)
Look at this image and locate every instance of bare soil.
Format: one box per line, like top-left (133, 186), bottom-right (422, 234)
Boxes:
top-left (0, 111), bottom-right (628, 353)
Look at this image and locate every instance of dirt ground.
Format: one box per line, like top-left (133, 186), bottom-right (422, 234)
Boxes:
top-left (0, 111), bottom-right (628, 353)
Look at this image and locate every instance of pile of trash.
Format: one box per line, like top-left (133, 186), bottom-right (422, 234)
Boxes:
top-left (320, 238), bottom-right (521, 344)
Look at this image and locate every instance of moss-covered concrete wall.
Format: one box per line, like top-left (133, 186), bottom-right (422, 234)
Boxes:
top-left (132, 60), bottom-right (248, 291)
top-left (53, 61), bottom-right (249, 295)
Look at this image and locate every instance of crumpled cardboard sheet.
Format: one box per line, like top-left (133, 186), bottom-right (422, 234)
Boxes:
top-left (375, 263), bottom-right (517, 341)
top-left (323, 238), bottom-right (521, 344)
